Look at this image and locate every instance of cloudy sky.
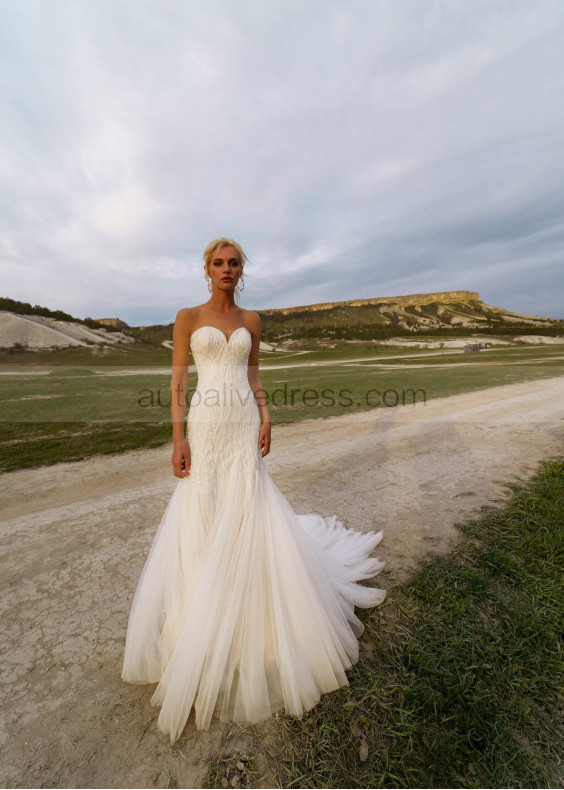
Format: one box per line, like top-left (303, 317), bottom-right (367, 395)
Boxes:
top-left (1, 0), bottom-right (563, 325)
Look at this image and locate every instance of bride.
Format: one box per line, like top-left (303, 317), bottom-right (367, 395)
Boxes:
top-left (121, 237), bottom-right (387, 744)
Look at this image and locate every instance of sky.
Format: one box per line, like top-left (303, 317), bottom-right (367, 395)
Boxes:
top-left (1, 0), bottom-right (563, 326)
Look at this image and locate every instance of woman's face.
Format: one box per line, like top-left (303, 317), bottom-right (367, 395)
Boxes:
top-left (207, 245), bottom-right (242, 292)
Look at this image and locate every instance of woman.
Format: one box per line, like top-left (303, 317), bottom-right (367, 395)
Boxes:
top-left (121, 237), bottom-right (386, 745)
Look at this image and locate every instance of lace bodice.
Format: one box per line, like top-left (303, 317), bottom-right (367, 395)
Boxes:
top-left (186, 325), bottom-right (262, 487)
top-left (189, 325), bottom-right (253, 394)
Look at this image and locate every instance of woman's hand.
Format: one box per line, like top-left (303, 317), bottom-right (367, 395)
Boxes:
top-left (258, 421), bottom-right (271, 457)
top-left (172, 440), bottom-right (191, 478)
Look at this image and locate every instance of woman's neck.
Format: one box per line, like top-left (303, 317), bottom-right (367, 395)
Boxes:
top-left (207, 291), bottom-right (237, 313)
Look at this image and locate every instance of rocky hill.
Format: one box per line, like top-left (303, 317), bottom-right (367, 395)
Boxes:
top-left (119, 290), bottom-right (562, 348)
top-left (261, 290), bottom-right (481, 315)
top-left (95, 318), bottom-right (130, 330)
top-left (0, 311), bottom-right (136, 351)
top-left (1, 291), bottom-right (562, 353)
top-left (258, 291), bottom-right (563, 345)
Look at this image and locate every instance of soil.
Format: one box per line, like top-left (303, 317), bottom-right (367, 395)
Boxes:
top-left (1, 375), bottom-right (563, 789)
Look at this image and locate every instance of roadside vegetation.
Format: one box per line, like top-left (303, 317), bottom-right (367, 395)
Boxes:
top-left (205, 458), bottom-right (563, 789)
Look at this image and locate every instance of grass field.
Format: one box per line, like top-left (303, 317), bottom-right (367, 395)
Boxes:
top-left (204, 458), bottom-right (564, 789)
top-left (363, 345), bottom-right (564, 366)
top-left (1, 344), bottom-right (563, 472)
top-left (0, 340), bottom-right (173, 367)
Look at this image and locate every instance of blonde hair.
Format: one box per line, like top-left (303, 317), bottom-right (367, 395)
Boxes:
top-left (203, 237), bottom-right (248, 275)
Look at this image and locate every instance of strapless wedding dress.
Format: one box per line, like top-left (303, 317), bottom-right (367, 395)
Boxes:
top-left (121, 325), bottom-right (386, 744)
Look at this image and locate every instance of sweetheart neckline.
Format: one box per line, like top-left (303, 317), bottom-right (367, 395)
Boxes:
top-left (191, 325), bottom-right (250, 344)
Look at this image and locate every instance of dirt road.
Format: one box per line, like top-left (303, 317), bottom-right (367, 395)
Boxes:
top-left (1, 376), bottom-right (563, 788)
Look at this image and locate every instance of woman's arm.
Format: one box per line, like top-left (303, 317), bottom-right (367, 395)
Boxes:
top-left (247, 312), bottom-right (271, 457)
top-left (170, 308), bottom-right (191, 477)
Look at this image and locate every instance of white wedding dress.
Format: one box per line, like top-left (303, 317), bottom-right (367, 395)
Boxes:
top-left (121, 325), bottom-right (386, 744)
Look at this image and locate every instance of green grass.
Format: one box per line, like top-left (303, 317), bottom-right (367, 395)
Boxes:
top-left (260, 363), bottom-right (562, 423)
top-left (0, 339), bottom-right (172, 367)
top-left (0, 367), bottom-right (188, 423)
top-left (0, 421), bottom-right (172, 471)
top-left (260, 345), bottom-right (427, 363)
top-left (270, 458), bottom-right (564, 789)
top-left (1, 347), bottom-right (563, 471)
top-left (366, 345), bottom-right (564, 366)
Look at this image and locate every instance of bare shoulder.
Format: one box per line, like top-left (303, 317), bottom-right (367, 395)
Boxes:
top-left (174, 306), bottom-right (202, 331)
top-left (242, 309), bottom-right (261, 333)
top-left (174, 307), bottom-right (190, 323)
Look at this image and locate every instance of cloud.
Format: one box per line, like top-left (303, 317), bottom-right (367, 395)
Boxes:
top-left (0, 0), bottom-right (563, 324)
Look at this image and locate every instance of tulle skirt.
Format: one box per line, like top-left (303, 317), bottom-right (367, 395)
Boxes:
top-left (121, 448), bottom-right (386, 744)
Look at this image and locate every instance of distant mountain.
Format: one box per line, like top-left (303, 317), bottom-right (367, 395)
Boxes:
top-left (115, 289), bottom-right (563, 348)
top-left (2, 291), bottom-right (562, 353)
top-left (0, 310), bottom-right (136, 351)
top-left (95, 317), bottom-right (130, 330)
top-left (0, 296), bottom-right (122, 331)
top-left (257, 290), bottom-right (564, 345)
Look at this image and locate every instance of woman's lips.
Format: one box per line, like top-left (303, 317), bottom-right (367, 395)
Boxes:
top-left (221, 277), bottom-right (233, 282)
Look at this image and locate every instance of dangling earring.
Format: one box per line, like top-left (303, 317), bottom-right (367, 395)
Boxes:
top-left (207, 276), bottom-right (213, 293)
top-left (236, 273), bottom-right (245, 292)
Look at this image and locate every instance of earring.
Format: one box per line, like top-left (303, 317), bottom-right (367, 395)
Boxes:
top-left (207, 276), bottom-right (213, 293)
top-left (236, 273), bottom-right (245, 292)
